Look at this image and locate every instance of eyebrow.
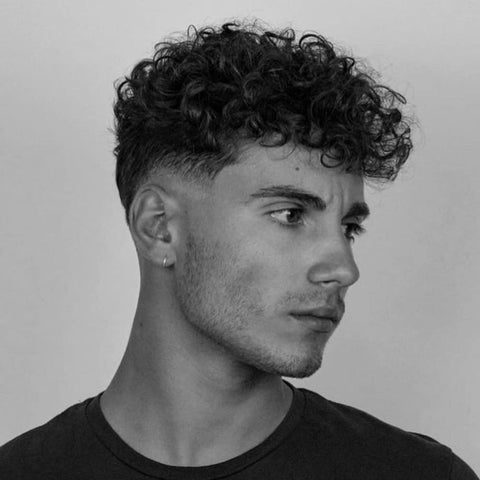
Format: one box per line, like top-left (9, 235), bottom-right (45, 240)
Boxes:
top-left (248, 185), bottom-right (370, 220)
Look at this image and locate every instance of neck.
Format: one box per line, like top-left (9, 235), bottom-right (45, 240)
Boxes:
top-left (100, 297), bottom-right (293, 467)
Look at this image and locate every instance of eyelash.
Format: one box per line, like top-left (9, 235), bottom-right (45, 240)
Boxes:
top-left (269, 207), bottom-right (366, 242)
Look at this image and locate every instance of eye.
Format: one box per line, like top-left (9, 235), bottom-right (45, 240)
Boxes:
top-left (269, 208), bottom-right (305, 226)
top-left (343, 222), bottom-right (366, 243)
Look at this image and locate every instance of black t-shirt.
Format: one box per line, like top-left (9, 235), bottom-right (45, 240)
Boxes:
top-left (0, 381), bottom-right (478, 479)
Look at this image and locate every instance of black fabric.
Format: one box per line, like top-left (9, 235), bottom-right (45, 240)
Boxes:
top-left (0, 380), bottom-right (477, 479)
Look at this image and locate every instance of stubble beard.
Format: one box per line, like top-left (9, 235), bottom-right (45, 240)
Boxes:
top-left (173, 231), bottom-right (328, 378)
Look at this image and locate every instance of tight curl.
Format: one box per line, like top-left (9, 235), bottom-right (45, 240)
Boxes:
top-left (114, 21), bottom-right (412, 225)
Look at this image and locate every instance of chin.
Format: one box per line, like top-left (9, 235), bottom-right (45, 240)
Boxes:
top-left (270, 357), bottom-right (324, 379)
top-left (239, 342), bottom-right (326, 379)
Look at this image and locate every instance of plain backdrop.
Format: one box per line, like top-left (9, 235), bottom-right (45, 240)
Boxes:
top-left (1, 0), bottom-right (479, 472)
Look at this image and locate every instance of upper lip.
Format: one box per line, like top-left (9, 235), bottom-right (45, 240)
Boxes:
top-left (291, 307), bottom-right (340, 322)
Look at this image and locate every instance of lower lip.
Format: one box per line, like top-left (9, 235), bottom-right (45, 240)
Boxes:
top-left (289, 314), bottom-right (335, 333)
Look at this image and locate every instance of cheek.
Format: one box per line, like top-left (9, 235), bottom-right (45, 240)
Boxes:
top-left (196, 216), bottom-right (294, 307)
top-left (223, 263), bottom-right (261, 299)
top-left (222, 251), bottom-right (286, 315)
top-left (221, 267), bottom-right (273, 329)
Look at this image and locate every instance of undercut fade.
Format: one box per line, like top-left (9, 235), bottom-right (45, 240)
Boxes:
top-left (113, 20), bottom-right (413, 225)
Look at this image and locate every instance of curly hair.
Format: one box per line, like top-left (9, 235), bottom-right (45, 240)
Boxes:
top-left (114, 20), bottom-right (412, 225)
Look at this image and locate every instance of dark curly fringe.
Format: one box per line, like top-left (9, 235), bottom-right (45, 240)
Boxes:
top-left (114, 20), bottom-right (412, 225)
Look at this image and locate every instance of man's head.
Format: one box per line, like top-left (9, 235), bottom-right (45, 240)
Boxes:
top-left (112, 20), bottom-right (412, 378)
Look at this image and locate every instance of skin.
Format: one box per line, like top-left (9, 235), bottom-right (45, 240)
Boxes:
top-left (101, 141), bottom-right (367, 467)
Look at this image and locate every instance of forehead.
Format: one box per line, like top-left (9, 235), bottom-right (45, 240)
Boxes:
top-left (211, 142), bottom-right (365, 206)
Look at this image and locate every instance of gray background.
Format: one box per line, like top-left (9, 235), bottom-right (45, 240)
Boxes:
top-left (1, 0), bottom-right (479, 472)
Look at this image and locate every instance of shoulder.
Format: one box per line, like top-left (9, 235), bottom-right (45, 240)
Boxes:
top-left (0, 397), bottom-right (96, 477)
top-left (297, 387), bottom-right (477, 478)
top-left (304, 388), bottom-right (445, 446)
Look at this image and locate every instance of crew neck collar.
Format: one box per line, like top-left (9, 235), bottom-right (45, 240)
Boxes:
top-left (85, 379), bottom-right (305, 479)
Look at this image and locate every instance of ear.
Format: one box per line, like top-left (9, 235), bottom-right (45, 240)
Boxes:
top-left (129, 183), bottom-right (178, 268)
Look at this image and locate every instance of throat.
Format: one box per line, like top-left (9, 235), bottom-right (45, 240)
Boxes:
top-left (100, 374), bottom-right (293, 466)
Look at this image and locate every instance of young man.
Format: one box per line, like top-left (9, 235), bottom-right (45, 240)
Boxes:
top-left (1, 20), bottom-right (477, 479)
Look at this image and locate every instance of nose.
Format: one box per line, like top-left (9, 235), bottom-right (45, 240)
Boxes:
top-left (306, 235), bottom-right (360, 289)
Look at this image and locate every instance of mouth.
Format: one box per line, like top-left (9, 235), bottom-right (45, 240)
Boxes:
top-left (288, 305), bottom-right (341, 333)
top-left (288, 314), bottom-right (337, 333)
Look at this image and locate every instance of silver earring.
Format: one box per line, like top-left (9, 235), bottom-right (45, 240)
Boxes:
top-left (162, 256), bottom-right (168, 268)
